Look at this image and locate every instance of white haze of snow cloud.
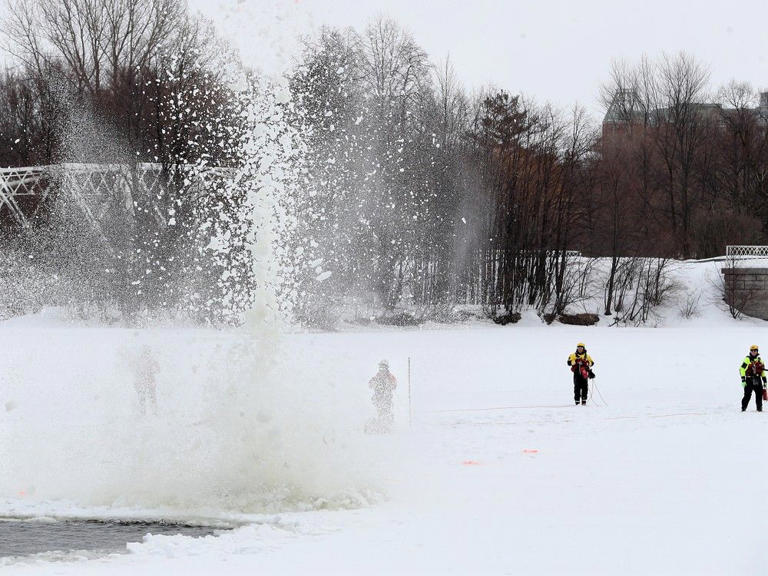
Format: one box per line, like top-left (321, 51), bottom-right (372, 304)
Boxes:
top-left (0, 326), bottom-right (391, 516)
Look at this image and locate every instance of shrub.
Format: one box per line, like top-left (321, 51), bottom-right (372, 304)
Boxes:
top-left (376, 312), bottom-right (422, 326)
top-left (558, 313), bottom-right (600, 326)
top-left (492, 311), bottom-right (522, 325)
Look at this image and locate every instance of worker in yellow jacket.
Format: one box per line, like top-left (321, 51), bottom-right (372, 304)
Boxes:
top-left (567, 342), bottom-right (595, 406)
top-left (740, 344), bottom-right (767, 412)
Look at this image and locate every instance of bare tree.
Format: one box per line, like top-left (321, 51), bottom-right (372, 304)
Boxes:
top-left (651, 53), bottom-right (710, 257)
top-left (357, 17), bottom-right (431, 309)
top-left (599, 53), bottom-right (714, 259)
top-left (3, 0), bottom-right (180, 95)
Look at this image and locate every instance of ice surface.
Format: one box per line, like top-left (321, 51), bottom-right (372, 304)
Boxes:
top-left (2, 259), bottom-right (768, 574)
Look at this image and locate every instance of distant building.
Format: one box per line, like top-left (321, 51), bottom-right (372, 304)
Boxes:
top-left (601, 90), bottom-right (768, 141)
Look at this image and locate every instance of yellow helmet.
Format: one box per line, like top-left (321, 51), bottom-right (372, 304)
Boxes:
top-left (577, 342), bottom-right (586, 348)
top-left (750, 345), bottom-right (759, 351)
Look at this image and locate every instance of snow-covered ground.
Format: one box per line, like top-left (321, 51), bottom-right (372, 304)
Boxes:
top-left (2, 260), bottom-right (768, 575)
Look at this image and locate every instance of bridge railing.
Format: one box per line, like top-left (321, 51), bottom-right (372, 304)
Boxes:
top-left (0, 166), bottom-right (56, 226)
top-left (0, 163), bottom-right (230, 232)
top-left (725, 246), bottom-right (768, 258)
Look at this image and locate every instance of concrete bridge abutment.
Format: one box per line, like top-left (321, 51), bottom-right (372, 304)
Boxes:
top-left (722, 267), bottom-right (768, 320)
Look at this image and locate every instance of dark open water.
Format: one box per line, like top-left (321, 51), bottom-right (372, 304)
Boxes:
top-left (0, 518), bottom-right (223, 558)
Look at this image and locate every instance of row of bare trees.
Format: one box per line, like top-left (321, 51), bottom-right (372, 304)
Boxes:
top-left (3, 8), bottom-right (768, 325)
top-left (287, 22), bottom-right (598, 323)
top-left (289, 28), bottom-right (768, 324)
top-left (596, 54), bottom-right (768, 258)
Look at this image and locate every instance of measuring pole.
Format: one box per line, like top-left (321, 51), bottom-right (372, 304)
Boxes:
top-left (408, 356), bottom-right (412, 427)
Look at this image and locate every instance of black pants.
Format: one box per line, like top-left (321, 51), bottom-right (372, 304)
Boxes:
top-left (573, 374), bottom-right (588, 404)
top-left (742, 379), bottom-right (764, 411)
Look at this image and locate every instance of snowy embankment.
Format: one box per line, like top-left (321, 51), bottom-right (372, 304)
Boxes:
top-left (2, 259), bottom-right (768, 574)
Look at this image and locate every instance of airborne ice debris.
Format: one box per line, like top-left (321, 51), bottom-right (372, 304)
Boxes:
top-left (274, 86), bottom-right (291, 104)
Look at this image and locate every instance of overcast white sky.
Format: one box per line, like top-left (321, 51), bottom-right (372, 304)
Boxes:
top-left (1, 1), bottom-right (766, 121)
top-left (188, 0), bottom-right (768, 121)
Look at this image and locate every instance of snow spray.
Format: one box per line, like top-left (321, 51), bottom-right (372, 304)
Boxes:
top-left (0, 84), bottom-right (384, 518)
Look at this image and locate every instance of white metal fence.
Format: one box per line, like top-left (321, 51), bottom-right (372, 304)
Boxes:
top-left (0, 163), bottom-right (162, 229)
top-left (725, 245), bottom-right (768, 258)
top-left (0, 163), bottom-right (231, 238)
top-left (0, 165), bottom-right (52, 227)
